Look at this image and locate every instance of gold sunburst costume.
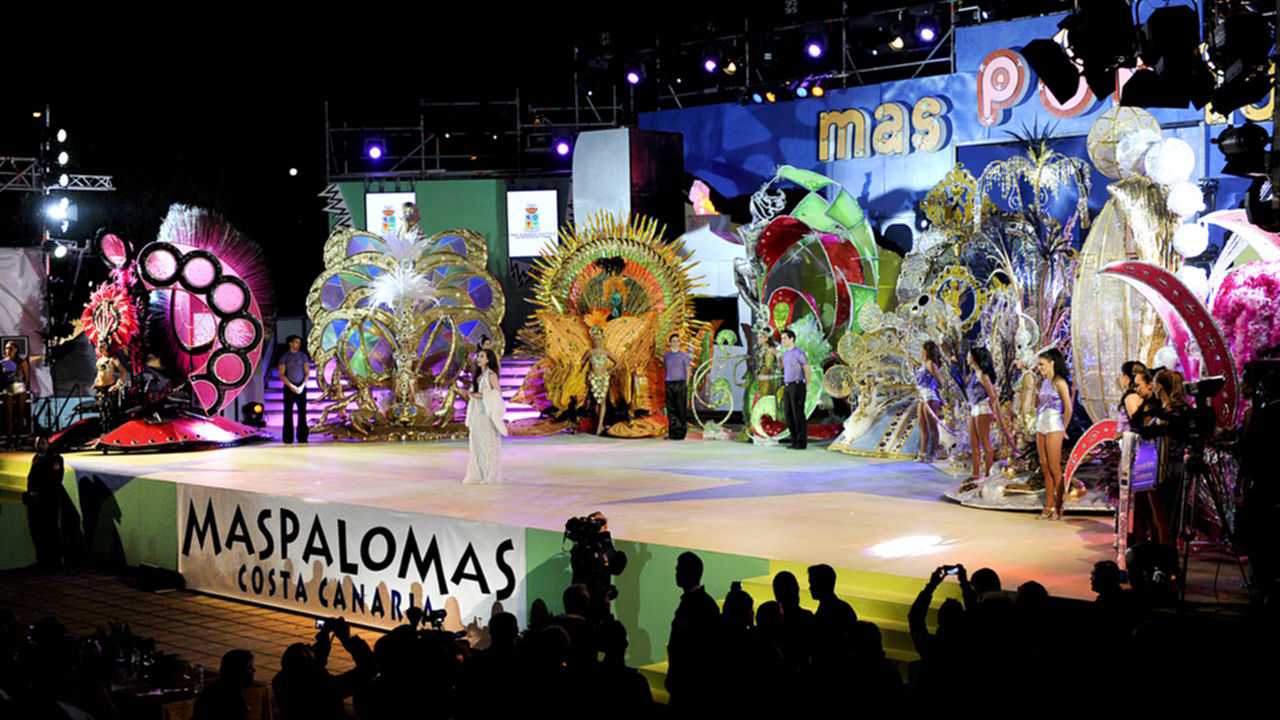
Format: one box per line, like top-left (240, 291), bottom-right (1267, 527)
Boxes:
top-left (514, 213), bottom-right (709, 437)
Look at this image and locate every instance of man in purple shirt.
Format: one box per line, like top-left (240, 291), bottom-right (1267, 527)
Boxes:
top-left (664, 334), bottom-right (693, 440)
top-left (780, 328), bottom-right (811, 449)
top-left (278, 335), bottom-right (312, 444)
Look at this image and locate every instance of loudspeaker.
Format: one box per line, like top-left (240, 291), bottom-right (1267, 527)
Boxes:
top-left (572, 128), bottom-right (685, 236)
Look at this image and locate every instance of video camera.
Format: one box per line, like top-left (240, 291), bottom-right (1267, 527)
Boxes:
top-left (1182, 375), bottom-right (1225, 444)
top-left (564, 512), bottom-right (628, 611)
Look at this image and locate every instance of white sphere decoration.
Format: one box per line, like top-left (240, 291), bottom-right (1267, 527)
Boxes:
top-left (1153, 345), bottom-right (1180, 372)
top-left (1167, 181), bottom-right (1206, 219)
top-left (1172, 222), bottom-right (1209, 258)
top-left (1144, 137), bottom-right (1196, 186)
top-left (1175, 265), bottom-right (1209, 301)
top-left (1115, 128), bottom-right (1162, 178)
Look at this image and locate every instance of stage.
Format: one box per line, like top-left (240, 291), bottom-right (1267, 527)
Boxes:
top-left (6, 434), bottom-right (1114, 600)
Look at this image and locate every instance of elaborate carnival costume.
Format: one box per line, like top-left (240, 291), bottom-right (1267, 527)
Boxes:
top-left (463, 366), bottom-right (508, 485)
top-left (63, 207), bottom-right (274, 451)
top-left (305, 203), bottom-right (505, 441)
top-left (513, 213), bottom-right (707, 438)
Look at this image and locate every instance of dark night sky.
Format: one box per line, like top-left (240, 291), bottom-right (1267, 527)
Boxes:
top-left (0, 1), bottom-right (934, 315)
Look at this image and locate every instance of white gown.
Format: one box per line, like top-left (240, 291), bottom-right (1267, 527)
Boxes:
top-left (463, 369), bottom-right (508, 485)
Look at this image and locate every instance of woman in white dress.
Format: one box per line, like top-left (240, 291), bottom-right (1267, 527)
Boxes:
top-left (463, 348), bottom-right (508, 485)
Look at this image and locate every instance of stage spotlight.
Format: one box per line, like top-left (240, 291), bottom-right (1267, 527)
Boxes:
top-left (56, 151), bottom-right (69, 166)
top-left (1022, 38), bottom-right (1081, 105)
top-left (56, 128), bottom-right (67, 143)
top-left (1208, 10), bottom-right (1275, 114)
top-left (58, 173), bottom-right (69, 187)
top-left (703, 56), bottom-right (718, 73)
top-left (751, 92), bottom-right (764, 104)
top-left (46, 199), bottom-right (68, 221)
top-left (1059, 0), bottom-right (1138, 99)
top-left (1121, 5), bottom-right (1214, 109)
top-left (765, 91), bottom-right (777, 103)
top-left (288, 167), bottom-right (298, 176)
top-left (796, 85), bottom-right (809, 98)
top-left (53, 243), bottom-right (68, 259)
top-left (812, 85), bottom-right (824, 98)
top-left (32, 111), bottom-right (41, 118)
top-left (1216, 122), bottom-right (1270, 178)
top-left (888, 33), bottom-right (906, 52)
top-left (365, 139), bottom-right (385, 160)
top-left (242, 401), bottom-right (265, 427)
top-left (554, 139), bottom-right (571, 156)
top-left (723, 60), bottom-right (738, 76)
top-left (805, 34), bottom-right (825, 59)
top-left (917, 15), bottom-right (938, 43)
top-left (624, 62), bottom-right (645, 85)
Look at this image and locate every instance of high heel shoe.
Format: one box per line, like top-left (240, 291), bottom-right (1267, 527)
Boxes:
top-left (1037, 508), bottom-right (1054, 520)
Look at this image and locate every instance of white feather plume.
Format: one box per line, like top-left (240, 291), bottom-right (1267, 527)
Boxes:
top-left (370, 261), bottom-right (438, 310)
top-left (381, 228), bottom-right (430, 264)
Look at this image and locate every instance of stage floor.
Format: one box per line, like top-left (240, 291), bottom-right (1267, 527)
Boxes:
top-left (44, 434), bottom-right (1118, 600)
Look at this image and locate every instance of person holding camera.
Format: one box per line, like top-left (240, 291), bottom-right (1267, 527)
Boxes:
top-left (1131, 370), bottom-right (1191, 546)
top-left (274, 616), bottom-right (375, 720)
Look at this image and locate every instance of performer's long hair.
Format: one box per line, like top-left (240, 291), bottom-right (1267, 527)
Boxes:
top-left (1038, 348), bottom-right (1071, 385)
top-left (472, 349), bottom-right (500, 393)
top-left (923, 340), bottom-right (944, 369)
top-left (1118, 360), bottom-right (1147, 412)
top-left (968, 347), bottom-right (997, 383)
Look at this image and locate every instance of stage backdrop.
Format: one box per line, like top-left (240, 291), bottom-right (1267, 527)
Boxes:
top-left (178, 485), bottom-right (527, 630)
top-left (639, 11), bottom-right (1272, 246)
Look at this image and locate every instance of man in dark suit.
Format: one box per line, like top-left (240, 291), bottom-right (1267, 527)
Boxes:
top-left (23, 435), bottom-right (65, 571)
top-left (808, 563), bottom-right (857, 656)
top-left (666, 551), bottom-right (719, 715)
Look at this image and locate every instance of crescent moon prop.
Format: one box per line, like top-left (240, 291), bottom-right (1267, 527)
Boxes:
top-left (1200, 209), bottom-right (1280, 262)
top-left (1099, 261), bottom-right (1238, 428)
top-left (1064, 419), bottom-right (1117, 488)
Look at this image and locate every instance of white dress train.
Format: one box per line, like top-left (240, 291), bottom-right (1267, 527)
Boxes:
top-left (463, 369), bottom-right (508, 485)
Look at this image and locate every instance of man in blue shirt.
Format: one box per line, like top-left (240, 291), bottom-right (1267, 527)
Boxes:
top-left (663, 334), bottom-right (693, 440)
top-left (780, 328), bottom-right (811, 450)
top-left (278, 335), bottom-right (312, 444)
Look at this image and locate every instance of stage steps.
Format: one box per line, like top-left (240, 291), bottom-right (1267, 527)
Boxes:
top-left (262, 357), bottom-right (543, 430)
top-left (638, 560), bottom-right (965, 702)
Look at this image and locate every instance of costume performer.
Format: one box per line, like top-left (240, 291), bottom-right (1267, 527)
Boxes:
top-left (664, 334), bottom-right (693, 441)
top-left (914, 340), bottom-right (947, 462)
top-left (2, 341), bottom-right (31, 449)
top-left (964, 347), bottom-right (1014, 482)
top-left (93, 340), bottom-right (128, 431)
top-left (754, 326), bottom-right (781, 398)
top-left (464, 348), bottom-right (508, 485)
top-left (278, 335), bottom-right (312, 445)
top-left (581, 326), bottom-right (620, 436)
top-left (1034, 349), bottom-right (1073, 519)
top-left (780, 328), bottom-right (811, 450)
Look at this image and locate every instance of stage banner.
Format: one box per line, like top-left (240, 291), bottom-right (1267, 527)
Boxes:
top-left (177, 485), bottom-right (526, 631)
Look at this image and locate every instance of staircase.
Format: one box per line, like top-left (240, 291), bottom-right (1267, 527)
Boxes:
top-left (638, 561), bottom-right (965, 703)
top-left (262, 357), bottom-right (542, 430)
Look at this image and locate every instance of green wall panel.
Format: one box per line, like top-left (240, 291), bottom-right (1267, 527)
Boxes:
top-left (525, 528), bottom-right (769, 667)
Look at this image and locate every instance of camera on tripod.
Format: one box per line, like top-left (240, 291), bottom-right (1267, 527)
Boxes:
top-left (564, 512), bottom-right (628, 610)
top-left (1180, 375), bottom-right (1225, 444)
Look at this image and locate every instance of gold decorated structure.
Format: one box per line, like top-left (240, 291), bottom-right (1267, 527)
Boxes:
top-left (513, 213), bottom-right (708, 437)
top-left (305, 212), bottom-right (505, 440)
top-left (1071, 109), bottom-right (1181, 423)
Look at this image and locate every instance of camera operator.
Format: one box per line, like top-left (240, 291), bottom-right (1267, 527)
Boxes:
top-left (565, 512), bottom-right (628, 625)
top-left (1130, 370), bottom-right (1194, 546)
top-left (273, 616), bottom-right (375, 720)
